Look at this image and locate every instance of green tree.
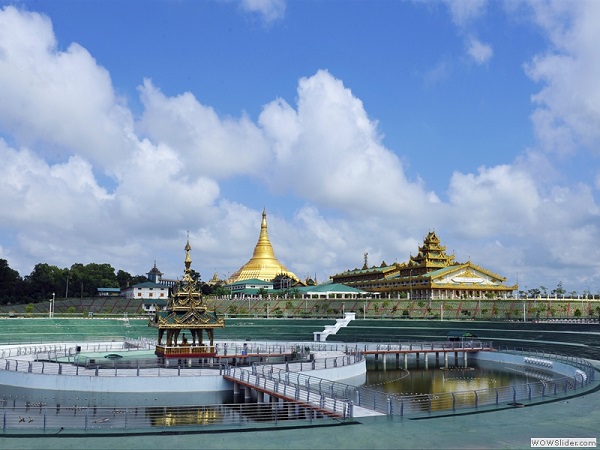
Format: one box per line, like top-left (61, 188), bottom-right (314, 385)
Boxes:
top-left (69, 263), bottom-right (118, 297)
top-left (211, 285), bottom-right (229, 296)
top-left (552, 281), bottom-right (566, 298)
top-left (200, 283), bottom-right (213, 295)
top-left (117, 270), bottom-right (134, 289)
top-left (24, 263), bottom-right (65, 301)
top-left (0, 259), bottom-right (22, 304)
top-left (189, 269), bottom-right (201, 282)
top-left (116, 271), bottom-right (147, 289)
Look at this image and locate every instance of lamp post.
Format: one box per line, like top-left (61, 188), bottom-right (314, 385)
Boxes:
top-left (49, 292), bottom-right (55, 318)
top-left (409, 269), bottom-right (412, 301)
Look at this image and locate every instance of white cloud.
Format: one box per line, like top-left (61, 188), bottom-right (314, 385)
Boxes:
top-left (447, 164), bottom-right (540, 237)
top-left (239, 0), bottom-right (286, 24)
top-left (137, 79), bottom-right (271, 180)
top-left (1, 5), bottom-right (600, 293)
top-left (424, 59), bottom-right (453, 86)
top-left (442, 0), bottom-right (487, 27)
top-left (435, 2), bottom-right (491, 74)
top-left (259, 70), bottom-right (438, 216)
top-left (0, 6), bottom-right (136, 172)
top-left (467, 36), bottom-right (493, 64)
top-left (525, 0), bottom-right (600, 156)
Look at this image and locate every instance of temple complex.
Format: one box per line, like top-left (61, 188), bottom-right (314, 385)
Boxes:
top-left (331, 231), bottom-right (517, 299)
top-left (227, 209), bottom-right (300, 284)
top-left (149, 239), bottom-right (224, 358)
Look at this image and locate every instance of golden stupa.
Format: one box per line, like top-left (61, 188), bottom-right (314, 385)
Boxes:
top-left (227, 209), bottom-right (299, 284)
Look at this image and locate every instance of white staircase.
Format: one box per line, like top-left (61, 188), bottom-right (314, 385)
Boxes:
top-left (313, 312), bottom-right (356, 341)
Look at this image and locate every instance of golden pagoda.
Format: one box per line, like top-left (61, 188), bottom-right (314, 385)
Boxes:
top-left (149, 238), bottom-right (224, 358)
top-left (227, 209), bottom-right (299, 284)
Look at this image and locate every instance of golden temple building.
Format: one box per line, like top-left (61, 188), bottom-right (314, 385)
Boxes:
top-left (227, 209), bottom-right (300, 284)
top-left (331, 231), bottom-right (517, 299)
top-left (149, 238), bottom-right (224, 358)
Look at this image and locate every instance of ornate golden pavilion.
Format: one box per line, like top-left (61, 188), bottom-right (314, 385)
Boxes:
top-left (226, 209), bottom-right (300, 284)
top-left (149, 239), bottom-right (224, 358)
top-left (331, 231), bottom-right (517, 299)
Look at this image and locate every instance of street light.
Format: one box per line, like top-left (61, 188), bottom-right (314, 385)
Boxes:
top-left (49, 292), bottom-right (55, 318)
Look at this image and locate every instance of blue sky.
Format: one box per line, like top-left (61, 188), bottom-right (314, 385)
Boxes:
top-left (0, 0), bottom-right (599, 294)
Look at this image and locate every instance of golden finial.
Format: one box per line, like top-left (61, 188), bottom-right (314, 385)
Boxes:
top-left (184, 232), bottom-right (192, 274)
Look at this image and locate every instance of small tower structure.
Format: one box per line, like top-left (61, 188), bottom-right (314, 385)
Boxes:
top-left (149, 238), bottom-right (224, 359)
top-left (147, 261), bottom-right (163, 283)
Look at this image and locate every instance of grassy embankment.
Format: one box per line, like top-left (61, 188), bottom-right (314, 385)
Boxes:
top-left (2, 296), bottom-right (599, 321)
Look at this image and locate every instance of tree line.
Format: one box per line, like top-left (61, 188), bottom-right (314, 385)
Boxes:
top-left (0, 259), bottom-right (149, 306)
top-left (520, 281), bottom-right (599, 299)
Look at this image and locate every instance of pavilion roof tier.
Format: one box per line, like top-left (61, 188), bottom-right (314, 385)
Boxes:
top-left (405, 231), bottom-right (456, 275)
top-left (149, 238), bottom-right (224, 356)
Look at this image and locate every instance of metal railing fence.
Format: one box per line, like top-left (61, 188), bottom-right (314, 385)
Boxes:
top-left (0, 348), bottom-right (361, 378)
top-left (0, 342), bottom-right (597, 433)
top-left (350, 347), bottom-right (596, 417)
top-left (0, 402), bottom-right (342, 434)
top-left (224, 365), bottom-right (355, 419)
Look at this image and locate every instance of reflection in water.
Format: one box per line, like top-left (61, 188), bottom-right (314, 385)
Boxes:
top-left (0, 359), bottom-right (562, 425)
top-left (364, 360), bottom-right (561, 414)
top-left (146, 406), bottom-right (222, 427)
top-left (365, 361), bottom-right (552, 396)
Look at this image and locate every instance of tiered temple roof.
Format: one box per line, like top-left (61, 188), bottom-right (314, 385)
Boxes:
top-left (330, 231), bottom-right (517, 298)
top-left (149, 239), bottom-right (224, 357)
top-left (403, 231), bottom-right (456, 276)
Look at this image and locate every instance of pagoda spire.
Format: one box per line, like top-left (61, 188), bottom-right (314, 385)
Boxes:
top-left (252, 209), bottom-right (277, 260)
top-left (183, 232), bottom-right (193, 282)
top-left (227, 209), bottom-right (300, 283)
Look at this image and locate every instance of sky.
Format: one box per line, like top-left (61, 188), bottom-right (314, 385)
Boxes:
top-left (0, 0), bottom-right (599, 294)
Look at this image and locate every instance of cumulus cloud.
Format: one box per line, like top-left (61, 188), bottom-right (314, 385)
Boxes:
top-left (259, 70), bottom-right (437, 215)
top-left (137, 79), bottom-right (270, 179)
top-left (1, 4), bottom-right (600, 292)
top-left (0, 140), bottom-right (111, 229)
top-left (525, 0), bottom-right (600, 156)
top-left (447, 164), bottom-right (540, 237)
top-left (0, 6), bottom-right (136, 172)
